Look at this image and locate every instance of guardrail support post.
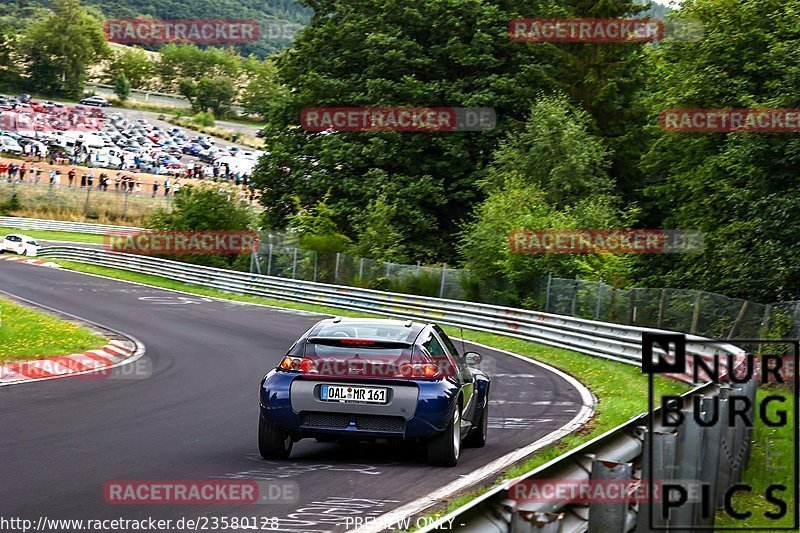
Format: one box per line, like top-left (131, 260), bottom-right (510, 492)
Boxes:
top-left (636, 430), bottom-right (676, 533)
top-left (588, 459), bottom-right (631, 533)
top-left (671, 409), bottom-right (703, 530)
top-left (698, 396), bottom-right (723, 528)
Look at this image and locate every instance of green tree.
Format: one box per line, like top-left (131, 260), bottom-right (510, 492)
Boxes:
top-left (253, 0), bottom-right (651, 262)
top-left (240, 57), bottom-right (287, 119)
top-left (147, 185), bottom-right (254, 269)
top-left (113, 72), bottom-right (131, 102)
top-left (460, 95), bottom-right (629, 306)
top-left (20, 0), bottom-right (108, 97)
top-left (352, 193), bottom-right (407, 263)
top-left (179, 76), bottom-right (237, 116)
top-left (104, 47), bottom-right (154, 89)
top-left (636, 0), bottom-right (800, 302)
top-left (0, 21), bottom-right (20, 85)
top-left (156, 44), bottom-right (241, 92)
top-left (286, 194), bottom-right (351, 254)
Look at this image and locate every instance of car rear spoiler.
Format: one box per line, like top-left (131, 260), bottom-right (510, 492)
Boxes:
top-left (307, 337), bottom-right (412, 349)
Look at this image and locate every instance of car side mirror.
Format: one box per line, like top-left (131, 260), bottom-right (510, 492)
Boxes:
top-left (464, 352), bottom-right (482, 366)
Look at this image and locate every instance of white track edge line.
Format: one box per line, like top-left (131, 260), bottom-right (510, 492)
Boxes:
top-left (350, 341), bottom-right (597, 533)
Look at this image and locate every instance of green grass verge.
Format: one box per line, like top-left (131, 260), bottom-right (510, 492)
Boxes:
top-left (0, 227), bottom-right (106, 244)
top-left (48, 257), bottom-right (692, 522)
top-left (715, 386), bottom-right (796, 530)
top-left (0, 296), bottom-right (108, 361)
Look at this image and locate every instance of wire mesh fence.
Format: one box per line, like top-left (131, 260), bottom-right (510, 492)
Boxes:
top-left (0, 179), bottom-right (173, 225)
top-left (541, 276), bottom-right (798, 340)
top-left (247, 231), bottom-right (799, 340)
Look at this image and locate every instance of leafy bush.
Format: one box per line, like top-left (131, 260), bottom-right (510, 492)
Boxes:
top-left (191, 110), bottom-right (215, 128)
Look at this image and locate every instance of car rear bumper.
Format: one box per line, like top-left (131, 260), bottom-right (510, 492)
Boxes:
top-left (260, 371), bottom-right (459, 440)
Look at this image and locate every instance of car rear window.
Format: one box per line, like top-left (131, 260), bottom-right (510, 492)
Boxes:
top-left (304, 322), bottom-right (415, 360)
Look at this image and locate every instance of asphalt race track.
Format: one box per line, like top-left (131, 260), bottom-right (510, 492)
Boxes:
top-left (0, 261), bottom-right (587, 532)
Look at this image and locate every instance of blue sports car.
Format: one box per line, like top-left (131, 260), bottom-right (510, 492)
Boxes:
top-left (258, 318), bottom-right (491, 466)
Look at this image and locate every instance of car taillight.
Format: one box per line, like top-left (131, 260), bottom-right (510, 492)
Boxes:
top-left (279, 356), bottom-right (316, 373)
top-left (395, 363), bottom-right (440, 379)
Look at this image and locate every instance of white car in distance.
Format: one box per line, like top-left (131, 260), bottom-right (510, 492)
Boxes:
top-left (1, 234), bottom-right (40, 256)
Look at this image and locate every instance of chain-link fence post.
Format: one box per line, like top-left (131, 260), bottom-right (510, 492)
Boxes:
top-left (544, 274), bottom-right (552, 312)
top-left (595, 279), bottom-right (603, 319)
top-left (267, 243), bottom-right (273, 276)
top-left (291, 247), bottom-right (298, 279)
top-left (439, 264), bottom-right (447, 298)
top-left (359, 257), bottom-right (364, 280)
top-left (334, 252), bottom-right (340, 283)
top-left (313, 251), bottom-right (318, 282)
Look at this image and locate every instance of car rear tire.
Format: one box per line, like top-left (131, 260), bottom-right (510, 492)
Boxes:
top-left (20, 249), bottom-right (27, 256)
top-left (258, 414), bottom-right (292, 460)
top-left (464, 399), bottom-right (488, 448)
top-left (427, 407), bottom-right (460, 467)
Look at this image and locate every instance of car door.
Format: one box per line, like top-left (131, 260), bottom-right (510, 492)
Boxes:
top-left (433, 325), bottom-right (477, 425)
top-left (423, 327), bottom-right (476, 432)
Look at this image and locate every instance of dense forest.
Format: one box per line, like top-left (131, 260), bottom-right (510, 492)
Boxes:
top-left (0, 0), bottom-right (312, 56)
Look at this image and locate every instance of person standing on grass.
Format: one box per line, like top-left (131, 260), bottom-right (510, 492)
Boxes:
top-left (19, 163), bottom-right (27, 182)
top-left (68, 168), bottom-right (75, 189)
top-left (0, 161), bottom-right (7, 181)
top-left (87, 170), bottom-right (94, 189)
top-left (152, 180), bottom-right (159, 198)
top-left (80, 171), bottom-right (86, 189)
top-left (49, 168), bottom-right (56, 186)
top-left (114, 175), bottom-right (120, 192)
top-left (54, 170), bottom-right (61, 188)
top-left (164, 178), bottom-right (170, 197)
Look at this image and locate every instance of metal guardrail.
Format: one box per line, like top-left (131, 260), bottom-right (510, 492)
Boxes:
top-left (423, 380), bottom-right (757, 533)
top-left (32, 245), bottom-right (753, 532)
top-left (0, 216), bottom-right (142, 235)
top-left (36, 246), bottom-right (744, 382)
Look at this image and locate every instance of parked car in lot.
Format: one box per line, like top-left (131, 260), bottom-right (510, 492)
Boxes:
top-left (258, 318), bottom-right (491, 466)
top-left (79, 96), bottom-right (109, 107)
top-left (0, 135), bottom-right (23, 154)
top-left (1, 234), bottom-right (40, 256)
top-left (181, 143), bottom-right (204, 157)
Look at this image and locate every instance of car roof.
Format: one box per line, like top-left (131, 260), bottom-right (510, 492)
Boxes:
top-left (310, 317), bottom-right (430, 340)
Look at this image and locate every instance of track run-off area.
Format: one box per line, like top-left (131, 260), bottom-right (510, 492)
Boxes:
top-left (0, 260), bottom-right (592, 532)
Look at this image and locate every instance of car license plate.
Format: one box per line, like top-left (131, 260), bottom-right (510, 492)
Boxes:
top-left (320, 385), bottom-right (388, 404)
